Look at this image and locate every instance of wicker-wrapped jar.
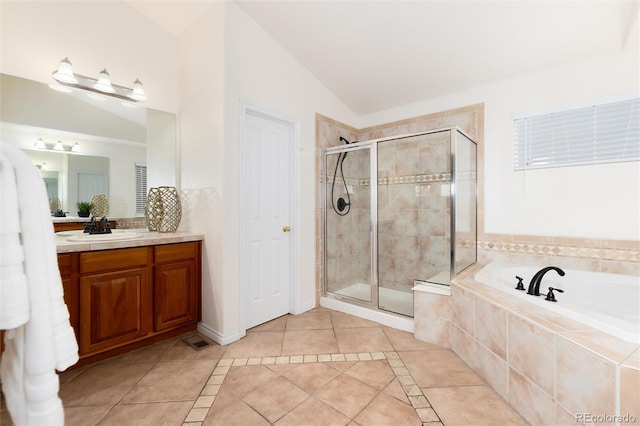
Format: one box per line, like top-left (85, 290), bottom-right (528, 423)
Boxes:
top-left (49, 197), bottom-right (61, 213)
top-left (90, 194), bottom-right (109, 217)
top-left (157, 186), bottom-right (182, 232)
top-left (145, 187), bottom-right (163, 231)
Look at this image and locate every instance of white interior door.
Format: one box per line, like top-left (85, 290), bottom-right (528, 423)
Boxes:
top-left (244, 111), bottom-right (293, 329)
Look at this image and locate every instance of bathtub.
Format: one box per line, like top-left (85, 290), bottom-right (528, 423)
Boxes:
top-left (474, 263), bottom-right (640, 343)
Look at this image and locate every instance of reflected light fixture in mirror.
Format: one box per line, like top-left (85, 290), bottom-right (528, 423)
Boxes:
top-left (34, 138), bottom-right (46, 149)
top-left (34, 138), bottom-right (81, 154)
top-left (52, 57), bottom-right (148, 102)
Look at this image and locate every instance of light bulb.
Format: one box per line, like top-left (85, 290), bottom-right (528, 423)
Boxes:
top-left (128, 78), bottom-right (147, 101)
top-left (52, 57), bottom-right (78, 84)
top-left (93, 69), bottom-right (115, 93)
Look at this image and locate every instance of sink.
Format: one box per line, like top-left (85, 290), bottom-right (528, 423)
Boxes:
top-left (56, 229), bottom-right (142, 242)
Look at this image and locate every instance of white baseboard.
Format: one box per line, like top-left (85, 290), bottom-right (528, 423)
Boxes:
top-left (291, 301), bottom-right (316, 315)
top-left (197, 322), bottom-right (245, 346)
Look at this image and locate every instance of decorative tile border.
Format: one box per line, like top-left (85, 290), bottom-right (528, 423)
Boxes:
top-left (182, 351), bottom-right (443, 426)
top-left (477, 239), bottom-right (640, 262)
top-left (374, 173), bottom-right (451, 186)
top-left (326, 173), bottom-right (452, 187)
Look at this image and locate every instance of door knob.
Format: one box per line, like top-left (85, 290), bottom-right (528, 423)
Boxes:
top-left (282, 225), bottom-right (291, 232)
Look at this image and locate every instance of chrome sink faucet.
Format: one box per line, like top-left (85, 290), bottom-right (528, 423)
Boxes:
top-left (527, 266), bottom-right (565, 296)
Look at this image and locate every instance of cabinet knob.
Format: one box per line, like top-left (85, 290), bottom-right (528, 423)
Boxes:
top-left (282, 225), bottom-right (291, 232)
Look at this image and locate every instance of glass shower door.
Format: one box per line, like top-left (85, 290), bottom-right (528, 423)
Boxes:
top-left (325, 147), bottom-right (372, 303)
top-left (377, 131), bottom-right (452, 316)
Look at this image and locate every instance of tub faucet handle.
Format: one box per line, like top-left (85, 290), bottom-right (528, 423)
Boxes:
top-left (515, 276), bottom-right (525, 291)
top-left (545, 287), bottom-right (564, 302)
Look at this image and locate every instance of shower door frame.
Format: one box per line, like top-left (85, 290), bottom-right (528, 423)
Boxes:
top-left (323, 141), bottom-right (378, 309)
top-left (322, 127), bottom-right (477, 315)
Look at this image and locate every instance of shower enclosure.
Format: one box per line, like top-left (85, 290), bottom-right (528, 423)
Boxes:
top-left (323, 128), bottom-right (477, 317)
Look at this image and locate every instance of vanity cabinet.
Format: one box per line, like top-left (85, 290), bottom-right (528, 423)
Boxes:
top-left (79, 247), bottom-right (153, 354)
top-left (153, 243), bottom-right (200, 332)
top-left (58, 241), bottom-right (201, 364)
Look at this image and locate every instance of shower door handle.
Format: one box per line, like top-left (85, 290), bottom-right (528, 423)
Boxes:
top-left (282, 225), bottom-right (291, 232)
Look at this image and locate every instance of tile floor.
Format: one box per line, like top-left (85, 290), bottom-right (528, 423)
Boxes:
top-left (1, 308), bottom-right (527, 425)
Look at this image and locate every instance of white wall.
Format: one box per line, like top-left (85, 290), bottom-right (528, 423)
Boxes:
top-left (222, 2), bottom-right (358, 336)
top-left (360, 48), bottom-right (640, 241)
top-left (177, 1), bottom-right (358, 342)
top-left (177, 2), bottom-right (227, 340)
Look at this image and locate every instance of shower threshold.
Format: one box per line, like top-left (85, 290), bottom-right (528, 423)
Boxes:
top-left (331, 283), bottom-right (413, 317)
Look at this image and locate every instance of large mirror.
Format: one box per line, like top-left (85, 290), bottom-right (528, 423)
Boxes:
top-left (0, 73), bottom-right (177, 218)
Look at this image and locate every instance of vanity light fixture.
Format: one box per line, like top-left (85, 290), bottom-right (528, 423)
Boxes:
top-left (129, 78), bottom-right (148, 101)
top-left (71, 142), bottom-right (81, 152)
top-left (34, 138), bottom-right (47, 149)
top-left (93, 69), bottom-right (115, 93)
top-left (52, 57), bottom-right (78, 84)
top-left (52, 57), bottom-right (148, 102)
top-left (54, 140), bottom-right (65, 151)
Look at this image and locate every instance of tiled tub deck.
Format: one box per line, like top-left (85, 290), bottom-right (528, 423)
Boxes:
top-left (447, 265), bottom-right (639, 425)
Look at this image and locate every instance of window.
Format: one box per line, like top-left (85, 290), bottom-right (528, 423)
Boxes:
top-left (135, 163), bottom-right (147, 214)
top-left (514, 97), bottom-right (639, 170)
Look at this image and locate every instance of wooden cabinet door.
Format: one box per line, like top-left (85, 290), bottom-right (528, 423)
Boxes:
top-left (80, 267), bottom-right (152, 354)
top-left (154, 260), bottom-right (197, 331)
top-left (58, 253), bottom-right (80, 342)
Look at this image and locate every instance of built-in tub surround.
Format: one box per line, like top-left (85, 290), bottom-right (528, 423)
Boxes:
top-left (413, 283), bottom-right (451, 348)
top-left (450, 263), bottom-right (640, 425)
top-left (475, 263), bottom-right (639, 343)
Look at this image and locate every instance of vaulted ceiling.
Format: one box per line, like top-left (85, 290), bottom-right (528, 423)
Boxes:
top-left (129, 0), bottom-right (639, 115)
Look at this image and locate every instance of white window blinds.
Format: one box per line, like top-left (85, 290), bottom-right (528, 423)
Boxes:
top-left (514, 98), bottom-right (640, 170)
top-left (135, 163), bottom-right (147, 214)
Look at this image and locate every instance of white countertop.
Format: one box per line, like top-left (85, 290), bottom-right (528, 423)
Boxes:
top-left (55, 228), bottom-right (204, 253)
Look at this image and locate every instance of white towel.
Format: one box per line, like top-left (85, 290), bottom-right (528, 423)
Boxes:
top-left (0, 153), bottom-right (30, 330)
top-left (0, 142), bottom-right (79, 426)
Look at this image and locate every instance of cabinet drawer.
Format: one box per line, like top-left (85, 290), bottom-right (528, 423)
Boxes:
top-left (154, 242), bottom-right (198, 263)
top-left (80, 247), bottom-right (150, 274)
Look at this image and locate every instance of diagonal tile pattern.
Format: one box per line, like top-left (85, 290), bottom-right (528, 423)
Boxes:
top-left (0, 308), bottom-right (527, 425)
